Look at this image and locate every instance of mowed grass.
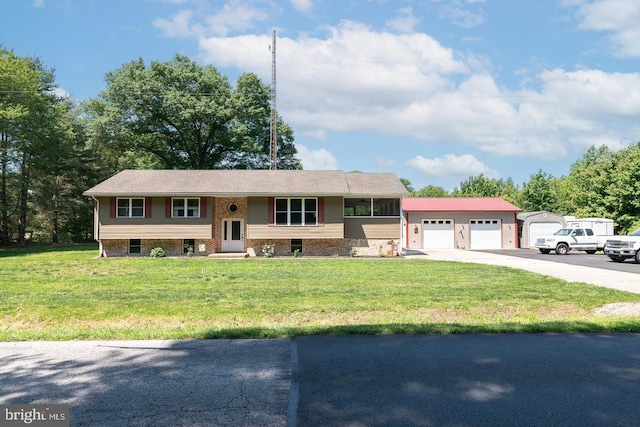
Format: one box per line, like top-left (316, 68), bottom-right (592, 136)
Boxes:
top-left (1, 244), bottom-right (640, 341)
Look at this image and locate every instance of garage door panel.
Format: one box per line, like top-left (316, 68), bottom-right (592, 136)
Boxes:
top-left (422, 219), bottom-right (454, 249)
top-left (470, 219), bottom-right (501, 250)
top-left (528, 222), bottom-right (562, 247)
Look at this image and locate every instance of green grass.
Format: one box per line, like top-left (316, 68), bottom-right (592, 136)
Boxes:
top-left (1, 244), bottom-right (640, 341)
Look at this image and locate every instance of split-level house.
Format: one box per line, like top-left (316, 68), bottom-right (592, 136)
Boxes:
top-left (83, 169), bottom-right (409, 257)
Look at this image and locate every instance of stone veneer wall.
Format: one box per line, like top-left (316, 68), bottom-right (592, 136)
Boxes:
top-left (213, 197), bottom-right (248, 252)
top-left (246, 238), bottom-right (400, 257)
top-left (100, 239), bottom-right (216, 257)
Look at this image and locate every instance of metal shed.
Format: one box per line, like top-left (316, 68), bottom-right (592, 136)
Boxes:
top-left (517, 211), bottom-right (565, 249)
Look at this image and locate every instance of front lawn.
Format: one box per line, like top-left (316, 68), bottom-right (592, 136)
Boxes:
top-left (1, 245), bottom-right (639, 340)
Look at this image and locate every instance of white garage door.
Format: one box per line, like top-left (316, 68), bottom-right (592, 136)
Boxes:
top-left (469, 219), bottom-right (502, 249)
top-left (422, 219), bottom-right (454, 249)
top-left (528, 221), bottom-right (562, 247)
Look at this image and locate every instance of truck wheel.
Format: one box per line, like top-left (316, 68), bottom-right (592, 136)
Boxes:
top-left (585, 250), bottom-right (596, 255)
top-left (539, 249), bottom-right (550, 254)
top-left (635, 251), bottom-right (640, 264)
top-left (555, 243), bottom-right (569, 255)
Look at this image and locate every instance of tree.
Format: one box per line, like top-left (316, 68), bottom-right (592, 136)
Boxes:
top-left (0, 49), bottom-right (53, 244)
top-left (413, 185), bottom-right (448, 197)
top-left (400, 178), bottom-right (414, 193)
top-left (86, 54), bottom-right (300, 171)
top-left (565, 145), bottom-right (614, 220)
top-left (521, 170), bottom-right (559, 212)
top-left (452, 174), bottom-right (506, 197)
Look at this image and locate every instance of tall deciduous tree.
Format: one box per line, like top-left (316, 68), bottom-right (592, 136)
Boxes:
top-left (86, 54), bottom-right (300, 171)
top-left (0, 49), bottom-right (51, 244)
top-left (522, 170), bottom-right (559, 213)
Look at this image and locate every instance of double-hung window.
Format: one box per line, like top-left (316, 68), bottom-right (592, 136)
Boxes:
top-left (117, 198), bottom-right (144, 218)
top-left (275, 198), bottom-right (317, 226)
top-left (173, 198), bottom-right (200, 217)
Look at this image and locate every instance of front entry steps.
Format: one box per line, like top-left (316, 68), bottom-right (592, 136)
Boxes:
top-left (207, 252), bottom-right (249, 259)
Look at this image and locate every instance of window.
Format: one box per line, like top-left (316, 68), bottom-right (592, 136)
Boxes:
top-left (344, 198), bottom-right (371, 216)
top-left (117, 198), bottom-right (144, 218)
top-left (291, 239), bottom-right (303, 254)
top-left (274, 198), bottom-right (317, 226)
top-left (344, 198), bottom-right (400, 217)
top-left (173, 198), bottom-right (200, 217)
top-left (183, 239), bottom-right (195, 254)
top-left (373, 198), bottom-right (400, 216)
top-left (129, 239), bottom-right (141, 254)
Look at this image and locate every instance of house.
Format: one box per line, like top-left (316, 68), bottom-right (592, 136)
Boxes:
top-left (517, 211), bottom-right (565, 249)
top-left (403, 197), bottom-right (521, 250)
top-left (83, 169), bottom-right (409, 257)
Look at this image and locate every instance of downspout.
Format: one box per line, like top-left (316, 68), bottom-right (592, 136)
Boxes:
top-left (514, 212), bottom-right (519, 248)
top-left (92, 197), bottom-right (103, 257)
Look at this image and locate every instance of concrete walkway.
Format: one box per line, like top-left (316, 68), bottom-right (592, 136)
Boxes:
top-left (404, 249), bottom-right (640, 294)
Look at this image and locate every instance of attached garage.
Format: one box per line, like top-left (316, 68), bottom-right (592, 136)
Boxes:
top-left (422, 219), bottom-right (454, 249)
top-left (469, 219), bottom-right (502, 249)
top-left (403, 198), bottom-right (521, 250)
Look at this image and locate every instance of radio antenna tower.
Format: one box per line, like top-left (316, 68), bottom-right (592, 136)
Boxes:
top-left (269, 30), bottom-right (277, 170)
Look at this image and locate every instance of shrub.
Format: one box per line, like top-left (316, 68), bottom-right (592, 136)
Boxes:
top-left (150, 247), bottom-right (165, 258)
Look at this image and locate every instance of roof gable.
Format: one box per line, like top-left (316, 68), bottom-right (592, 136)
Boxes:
top-left (84, 170), bottom-right (410, 197)
top-left (403, 197), bottom-right (521, 212)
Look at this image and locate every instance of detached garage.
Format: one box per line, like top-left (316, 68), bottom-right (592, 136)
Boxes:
top-left (517, 211), bottom-right (565, 249)
top-left (403, 198), bottom-right (521, 250)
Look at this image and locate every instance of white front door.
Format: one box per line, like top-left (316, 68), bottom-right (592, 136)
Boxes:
top-left (222, 219), bottom-right (244, 252)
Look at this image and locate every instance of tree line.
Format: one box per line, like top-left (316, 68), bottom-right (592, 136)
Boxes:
top-left (1, 47), bottom-right (639, 245)
top-left (404, 143), bottom-right (640, 233)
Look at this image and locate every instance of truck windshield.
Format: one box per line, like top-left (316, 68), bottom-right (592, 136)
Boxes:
top-left (630, 228), bottom-right (640, 236)
top-left (553, 229), bottom-right (572, 236)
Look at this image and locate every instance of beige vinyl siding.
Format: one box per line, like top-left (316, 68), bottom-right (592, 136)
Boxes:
top-left (344, 217), bottom-right (402, 239)
top-left (96, 197), bottom-right (213, 239)
top-left (246, 197), bottom-right (344, 239)
top-left (99, 224), bottom-right (213, 239)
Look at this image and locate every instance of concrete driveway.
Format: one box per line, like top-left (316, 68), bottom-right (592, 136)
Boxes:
top-left (404, 249), bottom-right (640, 294)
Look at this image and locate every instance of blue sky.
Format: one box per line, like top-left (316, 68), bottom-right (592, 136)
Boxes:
top-left (4, 0), bottom-right (640, 191)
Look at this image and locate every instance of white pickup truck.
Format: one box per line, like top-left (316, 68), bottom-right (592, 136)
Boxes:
top-left (534, 227), bottom-right (609, 255)
top-left (603, 229), bottom-right (640, 263)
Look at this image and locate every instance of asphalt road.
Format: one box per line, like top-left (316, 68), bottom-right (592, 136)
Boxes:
top-left (293, 334), bottom-right (640, 427)
top-left (482, 249), bottom-right (640, 274)
top-left (0, 340), bottom-right (291, 426)
top-left (4, 335), bottom-right (640, 426)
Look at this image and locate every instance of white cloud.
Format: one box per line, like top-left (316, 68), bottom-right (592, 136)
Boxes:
top-left (573, 0), bottom-right (640, 57)
top-left (407, 154), bottom-right (499, 179)
top-left (437, 0), bottom-right (486, 28)
top-left (296, 144), bottom-right (339, 170)
top-left (205, 0), bottom-right (269, 36)
top-left (155, 1), bottom-right (269, 38)
top-left (290, 0), bottom-right (313, 14)
top-left (160, 13), bottom-right (640, 163)
top-left (33, 0), bottom-right (44, 8)
top-left (154, 10), bottom-right (201, 38)
top-left (385, 7), bottom-right (419, 34)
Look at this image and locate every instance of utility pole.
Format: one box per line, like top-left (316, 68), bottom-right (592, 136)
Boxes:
top-left (269, 30), bottom-right (277, 170)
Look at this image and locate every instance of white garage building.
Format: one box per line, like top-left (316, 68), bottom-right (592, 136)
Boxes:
top-left (403, 198), bottom-right (521, 250)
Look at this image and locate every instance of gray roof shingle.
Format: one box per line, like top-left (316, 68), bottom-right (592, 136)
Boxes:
top-left (84, 170), bottom-right (409, 197)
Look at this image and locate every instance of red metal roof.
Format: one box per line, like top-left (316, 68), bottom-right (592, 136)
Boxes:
top-left (403, 197), bottom-right (521, 212)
